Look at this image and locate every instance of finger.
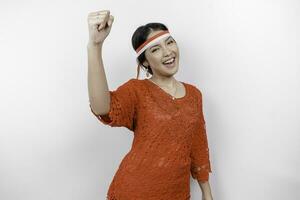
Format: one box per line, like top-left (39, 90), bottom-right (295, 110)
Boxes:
top-left (88, 15), bottom-right (105, 21)
top-left (87, 13), bottom-right (107, 23)
top-left (88, 17), bottom-right (103, 26)
top-left (88, 11), bottom-right (110, 24)
top-left (88, 17), bottom-right (106, 30)
top-left (102, 12), bottom-right (110, 26)
top-left (107, 15), bottom-right (114, 27)
top-left (88, 10), bottom-right (109, 17)
top-left (98, 13), bottom-right (110, 30)
top-left (88, 12), bottom-right (110, 29)
top-left (88, 19), bottom-right (102, 26)
top-left (89, 12), bottom-right (108, 18)
top-left (95, 10), bottom-right (110, 17)
top-left (88, 14), bottom-right (108, 25)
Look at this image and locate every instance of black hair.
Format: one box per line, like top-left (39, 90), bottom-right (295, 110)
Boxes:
top-left (131, 22), bottom-right (169, 79)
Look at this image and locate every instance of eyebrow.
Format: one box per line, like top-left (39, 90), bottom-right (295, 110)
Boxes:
top-left (150, 36), bottom-right (172, 50)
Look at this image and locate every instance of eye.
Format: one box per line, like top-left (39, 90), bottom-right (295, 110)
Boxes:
top-left (151, 48), bottom-right (158, 53)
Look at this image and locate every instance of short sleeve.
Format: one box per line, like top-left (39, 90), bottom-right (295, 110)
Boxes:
top-left (89, 78), bottom-right (138, 131)
top-left (190, 89), bottom-right (212, 182)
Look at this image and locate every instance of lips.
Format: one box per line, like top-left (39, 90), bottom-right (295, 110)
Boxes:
top-left (162, 57), bottom-right (176, 68)
top-left (162, 57), bottom-right (175, 65)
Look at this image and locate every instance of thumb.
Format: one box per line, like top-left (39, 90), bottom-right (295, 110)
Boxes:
top-left (107, 15), bottom-right (114, 27)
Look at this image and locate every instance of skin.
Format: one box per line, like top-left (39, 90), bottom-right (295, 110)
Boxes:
top-left (142, 30), bottom-right (184, 97)
top-left (87, 10), bottom-right (114, 115)
top-left (87, 10), bottom-right (213, 200)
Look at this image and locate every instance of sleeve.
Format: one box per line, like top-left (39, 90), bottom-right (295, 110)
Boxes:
top-left (190, 89), bottom-right (212, 182)
top-left (89, 78), bottom-right (138, 131)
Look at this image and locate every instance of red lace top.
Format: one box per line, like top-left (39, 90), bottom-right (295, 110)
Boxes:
top-left (90, 78), bottom-right (212, 200)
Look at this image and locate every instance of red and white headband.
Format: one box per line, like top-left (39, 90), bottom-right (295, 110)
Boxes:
top-left (135, 30), bottom-right (171, 57)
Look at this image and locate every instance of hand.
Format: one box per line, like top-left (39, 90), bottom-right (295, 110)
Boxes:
top-left (87, 10), bottom-right (114, 45)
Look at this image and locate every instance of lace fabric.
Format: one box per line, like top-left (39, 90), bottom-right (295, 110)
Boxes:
top-left (90, 79), bottom-right (137, 131)
top-left (90, 78), bottom-right (212, 199)
top-left (190, 89), bottom-right (213, 181)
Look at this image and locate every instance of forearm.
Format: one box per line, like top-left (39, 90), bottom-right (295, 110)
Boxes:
top-left (87, 41), bottom-right (110, 115)
top-left (197, 180), bottom-right (213, 200)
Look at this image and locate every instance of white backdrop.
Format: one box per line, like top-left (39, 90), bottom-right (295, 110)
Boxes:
top-left (0, 0), bottom-right (299, 199)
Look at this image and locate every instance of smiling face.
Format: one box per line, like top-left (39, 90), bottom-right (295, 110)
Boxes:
top-left (142, 30), bottom-right (180, 78)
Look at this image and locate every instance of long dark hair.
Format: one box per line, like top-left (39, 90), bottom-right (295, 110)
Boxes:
top-left (131, 23), bottom-right (169, 79)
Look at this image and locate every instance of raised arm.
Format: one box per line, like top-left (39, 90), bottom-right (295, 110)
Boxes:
top-left (87, 10), bottom-right (114, 115)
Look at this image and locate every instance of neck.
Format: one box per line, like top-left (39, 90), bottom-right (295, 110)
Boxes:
top-left (149, 76), bottom-right (177, 88)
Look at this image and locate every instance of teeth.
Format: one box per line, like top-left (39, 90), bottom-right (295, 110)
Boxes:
top-left (163, 58), bottom-right (175, 64)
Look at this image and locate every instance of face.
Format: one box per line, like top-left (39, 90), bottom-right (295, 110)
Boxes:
top-left (142, 30), bottom-right (180, 78)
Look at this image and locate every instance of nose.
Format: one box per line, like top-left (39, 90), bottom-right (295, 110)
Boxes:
top-left (161, 45), bottom-right (172, 57)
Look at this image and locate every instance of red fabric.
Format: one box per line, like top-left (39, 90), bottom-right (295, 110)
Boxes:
top-left (90, 78), bottom-right (212, 200)
top-left (135, 30), bottom-right (169, 53)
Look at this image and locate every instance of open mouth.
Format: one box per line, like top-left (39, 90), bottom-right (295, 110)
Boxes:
top-left (162, 57), bottom-right (176, 68)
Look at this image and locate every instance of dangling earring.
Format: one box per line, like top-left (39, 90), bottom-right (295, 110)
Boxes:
top-left (146, 67), bottom-right (150, 77)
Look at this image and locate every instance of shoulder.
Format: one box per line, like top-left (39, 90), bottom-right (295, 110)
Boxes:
top-left (117, 78), bottom-right (140, 89)
top-left (182, 81), bottom-right (203, 98)
top-left (126, 78), bottom-right (144, 90)
top-left (125, 78), bottom-right (142, 86)
top-left (116, 78), bottom-right (145, 97)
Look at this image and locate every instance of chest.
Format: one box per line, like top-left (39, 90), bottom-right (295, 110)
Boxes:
top-left (137, 93), bottom-right (199, 127)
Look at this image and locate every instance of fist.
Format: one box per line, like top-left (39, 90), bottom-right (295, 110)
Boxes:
top-left (87, 10), bottom-right (114, 45)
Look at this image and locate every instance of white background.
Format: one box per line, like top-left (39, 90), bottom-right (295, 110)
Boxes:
top-left (0, 0), bottom-right (299, 199)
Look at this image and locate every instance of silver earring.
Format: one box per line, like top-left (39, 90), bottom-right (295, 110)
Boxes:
top-left (146, 67), bottom-right (150, 77)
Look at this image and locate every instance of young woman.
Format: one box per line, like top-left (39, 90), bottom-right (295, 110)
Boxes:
top-left (87, 10), bottom-right (214, 200)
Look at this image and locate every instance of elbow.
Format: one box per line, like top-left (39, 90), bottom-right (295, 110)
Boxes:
top-left (89, 101), bottom-right (110, 116)
top-left (89, 93), bottom-right (111, 115)
top-left (198, 180), bottom-right (209, 184)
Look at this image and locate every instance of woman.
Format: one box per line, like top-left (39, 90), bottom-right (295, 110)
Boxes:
top-left (87, 10), bottom-right (214, 200)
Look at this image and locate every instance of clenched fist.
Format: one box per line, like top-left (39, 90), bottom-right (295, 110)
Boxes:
top-left (87, 10), bottom-right (114, 45)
